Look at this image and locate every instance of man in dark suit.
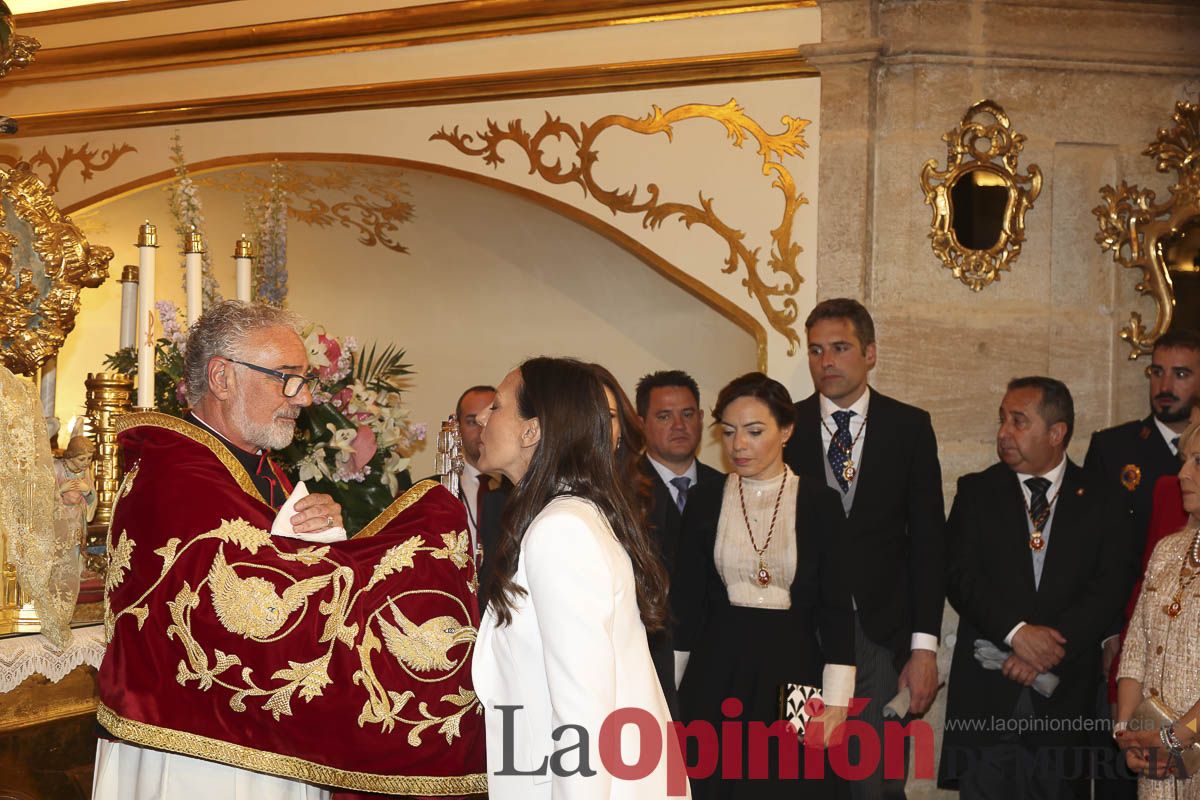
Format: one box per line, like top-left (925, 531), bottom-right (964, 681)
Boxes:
top-left (1085, 329), bottom-right (1200, 556)
top-left (782, 298), bottom-right (944, 800)
top-left (940, 377), bottom-right (1135, 799)
top-left (634, 369), bottom-right (723, 714)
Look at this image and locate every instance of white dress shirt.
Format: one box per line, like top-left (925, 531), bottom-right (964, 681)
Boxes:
top-left (1004, 454), bottom-right (1068, 645)
top-left (459, 461), bottom-right (484, 550)
top-left (646, 455), bottom-right (698, 507)
top-left (1153, 416), bottom-right (1182, 456)
top-left (818, 387), bottom-right (937, 654)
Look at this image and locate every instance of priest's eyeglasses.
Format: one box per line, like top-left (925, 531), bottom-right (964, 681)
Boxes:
top-left (224, 357), bottom-right (317, 397)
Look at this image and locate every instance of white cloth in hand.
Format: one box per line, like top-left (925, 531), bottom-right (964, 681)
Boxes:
top-left (270, 481), bottom-right (346, 544)
top-left (973, 639), bottom-right (1059, 698)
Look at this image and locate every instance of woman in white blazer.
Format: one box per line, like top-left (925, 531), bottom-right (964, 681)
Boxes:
top-left (472, 357), bottom-right (689, 799)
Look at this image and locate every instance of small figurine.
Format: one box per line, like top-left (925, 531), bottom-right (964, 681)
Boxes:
top-left (54, 430), bottom-right (97, 547)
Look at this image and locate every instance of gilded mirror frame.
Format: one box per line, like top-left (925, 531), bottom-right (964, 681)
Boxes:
top-left (1094, 99), bottom-right (1200, 359)
top-left (920, 99), bottom-right (1042, 291)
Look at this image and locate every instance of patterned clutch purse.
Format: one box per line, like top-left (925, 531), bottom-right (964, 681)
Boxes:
top-left (1129, 696), bottom-right (1200, 777)
top-left (778, 683), bottom-right (825, 738)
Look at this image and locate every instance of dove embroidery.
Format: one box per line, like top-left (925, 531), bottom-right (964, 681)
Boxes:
top-left (377, 597), bottom-right (476, 672)
top-left (207, 545), bottom-right (332, 639)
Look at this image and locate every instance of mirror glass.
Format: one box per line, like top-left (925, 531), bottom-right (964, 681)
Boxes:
top-left (1161, 215), bottom-right (1200, 334)
top-left (949, 167), bottom-right (1011, 251)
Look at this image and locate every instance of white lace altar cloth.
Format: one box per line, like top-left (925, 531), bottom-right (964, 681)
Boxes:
top-left (0, 624), bottom-right (105, 693)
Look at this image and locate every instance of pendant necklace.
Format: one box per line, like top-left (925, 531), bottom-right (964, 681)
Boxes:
top-left (1163, 527), bottom-right (1200, 618)
top-left (1023, 487), bottom-right (1062, 552)
top-left (820, 414), bottom-right (868, 483)
top-left (738, 469), bottom-right (788, 587)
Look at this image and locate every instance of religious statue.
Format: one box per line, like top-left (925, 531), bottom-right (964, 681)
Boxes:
top-left (54, 430), bottom-right (97, 548)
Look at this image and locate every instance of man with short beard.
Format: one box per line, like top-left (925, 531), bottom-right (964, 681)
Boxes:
top-left (93, 301), bottom-right (487, 799)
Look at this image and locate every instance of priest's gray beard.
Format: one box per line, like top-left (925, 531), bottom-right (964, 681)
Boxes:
top-left (230, 393), bottom-right (298, 452)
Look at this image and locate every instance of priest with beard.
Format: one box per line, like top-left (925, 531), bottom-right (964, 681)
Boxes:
top-left (93, 301), bottom-right (485, 800)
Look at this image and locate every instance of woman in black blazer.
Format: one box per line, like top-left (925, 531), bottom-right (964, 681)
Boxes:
top-left (672, 372), bottom-right (855, 800)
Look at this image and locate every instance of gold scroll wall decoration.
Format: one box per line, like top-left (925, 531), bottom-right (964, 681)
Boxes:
top-left (0, 142), bottom-right (137, 193)
top-left (0, 162), bottom-right (113, 376)
top-left (431, 99), bottom-right (810, 353)
top-left (919, 100), bottom-right (1042, 291)
top-left (1094, 99), bottom-right (1200, 359)
top-left (193, 164), bottom-right (415, 254)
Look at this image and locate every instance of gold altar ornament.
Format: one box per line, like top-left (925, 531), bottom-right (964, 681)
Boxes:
top-left (0, 162), bottom-right (113, 377)
top-left (920, 100), bottom-right (1043, 292)
top-left (434, 98), bottom-right (813, 353)
top-left (0, 2), bottom-right (39, 79)
top-left (1095, 98), bottom-right (1200, 359)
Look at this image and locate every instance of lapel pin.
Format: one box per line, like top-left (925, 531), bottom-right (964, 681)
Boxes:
top-left (1076, 487), bottom-right (1085, 496)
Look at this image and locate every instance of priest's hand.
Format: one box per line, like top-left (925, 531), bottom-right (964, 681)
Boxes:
top-left (899, 649), bottom-right (939, 715)
top-left (1011, 624), bottom-right (1066, 673)
top-left (291, 492), bottom-right (343, 533)
top-left (1001, 654), bottom-right (1039, 687)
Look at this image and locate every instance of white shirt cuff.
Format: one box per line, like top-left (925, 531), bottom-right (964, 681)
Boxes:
top-left (911, 633), bottom-right (939, 652)
top-left (1004, 621), bottom-right (1027, 647)
top-left (822, 664), bottom-right (856, 707)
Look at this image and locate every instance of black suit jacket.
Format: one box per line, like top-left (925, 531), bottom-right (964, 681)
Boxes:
top-left (639, 455), bottom-right (724, 716)
top-left (1083, 414), bottom-right (1179, 551)
top-left (783, 389), bottom-right (945, 665)
top-left (476, 478), bottom-right (511, 609)
top-left (939, 461), bottom-right (1136, 787)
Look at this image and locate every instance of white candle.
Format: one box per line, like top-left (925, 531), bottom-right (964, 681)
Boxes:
top-left (136, 221), bottom-right (158, 409)
top-left (39, 356), bottom-right (56, 420)
top-left (234, 235), bottom-right (253, 303)
top-left (119, 264), bottom-right (138, 350)
top-left (184, 225), bottom-right (204, 326)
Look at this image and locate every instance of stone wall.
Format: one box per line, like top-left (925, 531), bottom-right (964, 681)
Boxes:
top-left (802, 1), bottom-right (1200, 795)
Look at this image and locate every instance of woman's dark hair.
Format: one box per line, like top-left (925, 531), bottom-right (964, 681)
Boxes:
top-left (484, 357), bottom-right (669, 633)
top-left (712, 371), bottom-right (796, 429)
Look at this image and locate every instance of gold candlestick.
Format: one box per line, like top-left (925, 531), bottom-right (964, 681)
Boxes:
top-left (85, 372), bottom-right (133, 575)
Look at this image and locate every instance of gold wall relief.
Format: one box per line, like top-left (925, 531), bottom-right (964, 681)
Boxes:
top-left (919, 100), bottom-right (1042, 292)
top-left (1095, 99), bottom-right (1200, 358)
top-left (0, 162), bottom-right (113, 376)
top-left (0, 142), bottom-right (137, 194)
top-left (432, 99), bottom-right (811, 353)
top-left (192, 164), bottom-right (414, 254)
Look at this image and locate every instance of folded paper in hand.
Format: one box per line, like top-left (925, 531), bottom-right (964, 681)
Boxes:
top-left (270, 481), bottom-right (347, 544)
top-left (973, 639), bottom-right (1059, 698)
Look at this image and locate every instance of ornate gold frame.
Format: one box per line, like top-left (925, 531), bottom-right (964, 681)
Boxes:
top-left (0, 161), bottom-right (113, 376)
top-left (919, 100), bottom-right (1042, 291)
top-left (1094, 99), bottom-right (1200, 359)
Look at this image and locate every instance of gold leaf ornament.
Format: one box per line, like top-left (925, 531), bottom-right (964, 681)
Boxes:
top-left (432, 99), bottom-right (812, 353)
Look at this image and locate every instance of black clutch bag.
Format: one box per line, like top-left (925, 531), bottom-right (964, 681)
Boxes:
top-left (778, 683), bottom-right (825, 738)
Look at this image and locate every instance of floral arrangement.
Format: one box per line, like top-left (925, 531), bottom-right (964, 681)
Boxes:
top-left (167, 131), bottom-right (221, 309)
top-left (104, 304), bottom-right (425, 534)
top-left (249, 160), bottom-right (288, 307)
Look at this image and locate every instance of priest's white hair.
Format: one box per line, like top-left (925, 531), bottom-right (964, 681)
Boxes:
top-left (183, 300), bottom-right (302, 407)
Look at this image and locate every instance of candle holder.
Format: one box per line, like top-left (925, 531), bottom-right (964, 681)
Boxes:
top-left (137, 221), bottom-right (158, 248)
top-left (120, 264), bottom-right (139, 283)
top-left (184, 225), bottom-right (205, 254)
top-left (233, 236), bottom-right (255, 259)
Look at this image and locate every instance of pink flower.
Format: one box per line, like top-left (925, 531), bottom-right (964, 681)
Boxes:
top-left (348, 425), bottom-right (377, 473)
top-left (331, 387), bottom-right (353, 410)
top-left (317, 334), bottom-right (342, 381)
top-left (175, 380), bottom-right (188, 407)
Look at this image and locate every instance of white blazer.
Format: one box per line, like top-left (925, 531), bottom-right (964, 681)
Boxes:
top-left (473, 496), bottom-right (689, 800)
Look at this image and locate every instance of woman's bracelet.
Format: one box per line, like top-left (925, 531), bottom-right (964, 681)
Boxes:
top-left (1161, 723), bottom-right (1185, 754)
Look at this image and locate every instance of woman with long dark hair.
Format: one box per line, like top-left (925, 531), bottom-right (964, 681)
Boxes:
top-left (472, 357), bottom-right (687, 799)
top-left (673, 371), bottom-right (854, 799)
